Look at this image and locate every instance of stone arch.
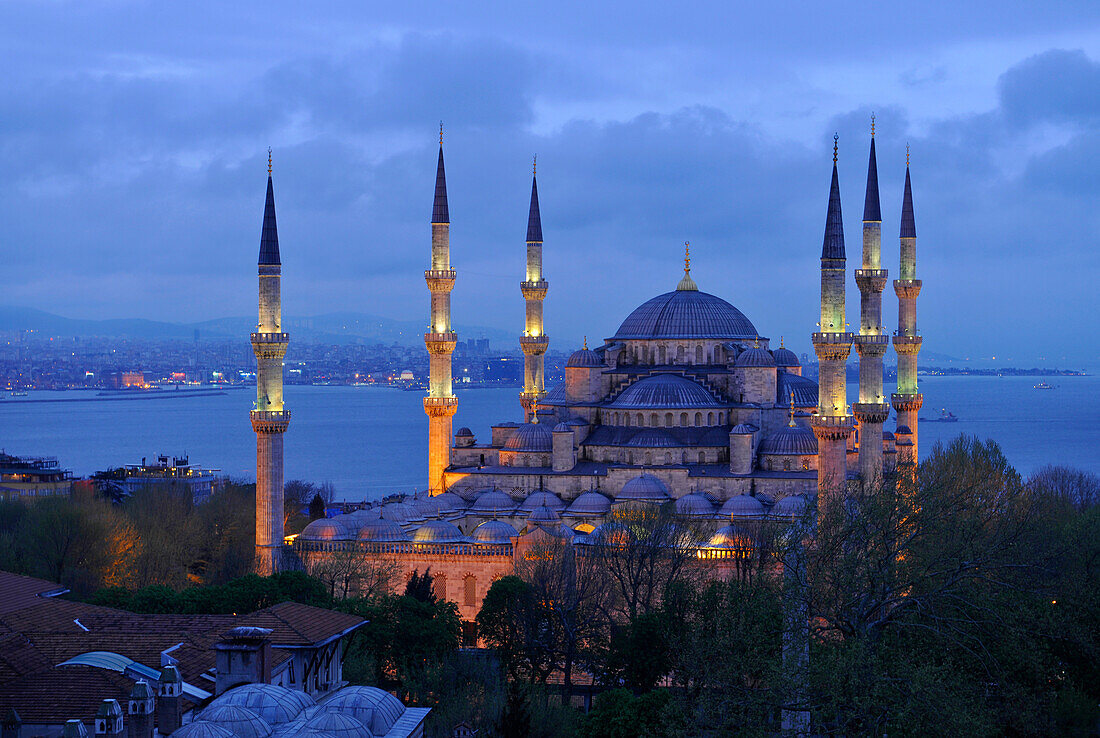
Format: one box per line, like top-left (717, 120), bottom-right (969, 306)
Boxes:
top-left (650, 413), bottom-right (658, 425)
top-left (636, 413), bottom-right (644, 426)
top-left (707, 411), bottom-right (715, 425)
top-left (695, 345), bottom-right (704, 364)
top-left (665, 412), bottom-right (673, 426)
top-left (694, 412), bottom-right (702, 426)
top-left (680, 412), bottom-right (688, 426)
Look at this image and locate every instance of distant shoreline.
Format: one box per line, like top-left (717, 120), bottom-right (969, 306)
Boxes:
top-left (1, 389), bottom-right (230, 403)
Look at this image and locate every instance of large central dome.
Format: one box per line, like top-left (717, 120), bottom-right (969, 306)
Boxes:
top-left (611, 289), bottom-right (759, 340)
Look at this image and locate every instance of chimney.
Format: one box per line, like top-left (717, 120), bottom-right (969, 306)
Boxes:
top-left (155, 666), bottom-right (182, 736)
top-left (1, 708), bottom-right (21, 738)
top-left (93, 700), bottom-right (123, 737)
top-left (214, 626), bottom-right (273, 696)
top-left (126, 680), bottom-right (155, 738)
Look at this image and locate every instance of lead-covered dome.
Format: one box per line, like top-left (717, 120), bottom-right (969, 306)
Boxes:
top-left (320, 687), bottom-right (404, 735)
top-left (357, 518), bottom-right (409, 543)
top-left (773, 345), bottom-right (800, 367)
top-left (777, 372), bottom-right (818, 406)
top-left (197, 705), bottom-right (271, 738)
top-left (612, 290), bottom-right (758, 340)
top-left (567, 347), bottom-right (604, 367)
top-left (472, 519), bottom-right (520, 543)
top-left (470, 489), bottom-right (517, 516)
top-left (520, 491), bottom-right (565, 512)
top-left (299, 518), bottom-right (347, 542)
top-left (412, 520), bottom-right (466, 543)
top-left (609, 374), bottom-right (722, 409)
top-left (674, 493), bottom-right (716, 517)
top-left (208, 684), bottom-right (314, 724)
top-left (563, 491), bottom-right (612, 517)
top-left (735, 346), bottom-right (776, 368)
top-left (618, 473), bottom-right (671, 502)
top-left (503, 423), bottom-right (553, 452)
top-left (759, 426), bottom-right (818, 455)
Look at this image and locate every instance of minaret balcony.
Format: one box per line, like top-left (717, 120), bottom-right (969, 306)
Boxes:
top-left (891, 393), bottom-right (924, 412)
top-left (425, 269), bottom-right (457, 292)
top-left (810, 413), bottom-right (856, 440)
top-left (893, 279), bottom-right (922, 299)
top-left (520, 335), bottom-right (549, 355)
top-left (425, 332), bottom-right (457, 354)
top-left (423, 396), bottom-right (459, 418)
top-left (251, 332), bottom-right (290, 344)
top-left (852, 402), bottom-right (891, 424)
top-left (892, 335), bottom-right (923, 354)
top-left (520, 281), bottom-right (549, 301)
top-left (251, 409), bottom-right (290, 433)
top-left (854, 269), bottom-right (889, 292)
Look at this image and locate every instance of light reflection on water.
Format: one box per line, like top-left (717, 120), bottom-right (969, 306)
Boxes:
top-left (0, 375), bottom-right (1095, 501)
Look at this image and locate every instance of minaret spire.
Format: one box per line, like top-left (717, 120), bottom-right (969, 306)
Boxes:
top-left (425, 132), bottom-right (459, 494)
top-left (251, 152), bottom-right (290, 575)
top-left (811, 133), bottom-right (856, 497)
top-left (893, 150), bottom-right (923, 474)
top-left (520, 158), bottom-right (550, 421)
top-left (853, 117), bottom-right (891, 486)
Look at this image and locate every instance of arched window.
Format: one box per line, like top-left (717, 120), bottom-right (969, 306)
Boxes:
top-left (665, 413), bottom-right (673, 426)
top-left (707, 411), bottom-right (714, 425)
top-left (698, 452), bottom-right (706, 464)
top-left (680, 412), bottom-right (688, 426)
top-left (801, 458), bottom-right (809, 470)
top-left (464, 575), bottom-right (477, 607)
top-left (718, 412), bottom-right (725, 424)
top-left (479, 454), bottom-right (485, 465)
top-left (624, 414), bottom-right (630, 427)
top-left (628, 452), bottom-right (634, 464)
top-left (659, 345), bottom-right (667, 364)
top-left (645, 452), bottom-right (652, 465)
top-left (636, 413), bottom-right (644, 426)
top-left (676, 345), bottom-right (686, 363)
top-left (650, 413), bottom-right (658, 425)
top-left (434, 574), bottom-right (447, 602)
top-left (694, 412), bottom-right (702, 426)
top-left (695, 346), bottom-right (704, 364)
top-left (664, 452), bottom-right (672, 465)
top-left (783, 459), bottom-right (791, 471)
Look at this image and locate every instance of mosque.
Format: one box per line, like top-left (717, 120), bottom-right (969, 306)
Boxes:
top-left (262, 123), bottom-right (924, 625)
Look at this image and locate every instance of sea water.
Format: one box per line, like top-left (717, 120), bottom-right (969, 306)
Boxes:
top-left (0, 375), bottom-right (1095, 501)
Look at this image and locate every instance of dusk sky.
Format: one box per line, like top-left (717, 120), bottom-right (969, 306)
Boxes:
top-left (1, 2), bottom-right (1098, 365)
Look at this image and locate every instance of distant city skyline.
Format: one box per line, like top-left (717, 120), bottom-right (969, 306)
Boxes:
top-left (0, 2), bottom-right (1098, 365)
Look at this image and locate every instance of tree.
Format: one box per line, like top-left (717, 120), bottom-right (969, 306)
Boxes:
top-left (308, 493), bottom-right (326, 521)
top-left (579, 689), bottom-right (686, 738)
top-left (405, 568), bottom-right (436, 603)
top-left (306, 547), bottom-right (399, 600)
top-left (477, 575), bottom-right (556, 684)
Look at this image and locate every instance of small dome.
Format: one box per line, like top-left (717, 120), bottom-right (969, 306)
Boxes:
top-left (563, 491), bottom-right (612, 517)
top-left (773, 346), bottom-right (800, 367)
top-left (772, 494), bottom-right (809, 519)
top-left (591, 521), bottom-right (634, 546)
top-left (455, 427), bottom-right (474, 437)
top-left (778, 372), bottom-right (818, 407)
top-left (674, 493), bottom-right (716, 517)
top-left (197, 705), bottom-right (272, 738)
top-left (169, 725), bottom-right (235, 738)
top-left (735, 346), bottom-right (776, 368)
top-left (433, 491), bottom-right (467, 514)
top-left (719, 494), bottom-right (766, 520)
top-left (380, 501), bottom-right (425, 525)
top-left (503, 423), bottom-right (553, 452)
top-left (470, 489), bottom-right (517, 516)
top-left (626, 428), bottom-right (678, 448)
top-left (357, 518), bottom-right (409, 543)
top-left (299, 518), bottom-right (349, 542)
top-left (553, 422), bottom-right (571, 432)
top-left (882, 430), bottom-right (895, 440)
top-left (896, 425), bottom-right (912, 435)
top-left (413, 496), bottom-right (444, 517)
top-left (618, 473), bottom-right (671, 502)
top-left (609, 375), bottom-right (721, 409)
top-left (303, 711), bottom-right (371, 738)
top-left (730, 423), bottom-right (757, 435)
top-left (709, 524), bottom-right (755, 549)
top-left (412, 520), bottom-right (466, 544)
top-left (471, 519), bottom-right (520, 543)
top-left (567, 347), bottom-right (604, 367)
top-left (759, 426), bottom-right (818, 455)
top-left (519, 491), bottom-right (565, 512)
top-left (208, 684), bottom-right (314, 724)
top-left (528, 505), bottom-right (562, 525)
top-left (348, 507), bottom-right (381, 520)
top-left (322, 687), bottom-right (405, 734)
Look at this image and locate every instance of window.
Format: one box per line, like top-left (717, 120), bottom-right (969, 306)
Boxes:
top-left (434, 574), bottom-right (447, 601)
top-left (650, 413), bottom-right (658, 425)
top-left (680, 412), bottom-right (688, 426)
top-left (695, 412), bottom-right (702, 426)
top-left (707, 411), bottom-right (714, 425)
top-left (698, 452), bottom-right (706, 464)
top-left (665, 413), bottom-right (673, 426)
top-left (636, 413), bottom-right (644, 426)
top-left (695, 346), bottom-right (703, 364)
top-left (645, 452), bottom-right (652, 465)
top-left (464, 575), bottom-right (477, 607)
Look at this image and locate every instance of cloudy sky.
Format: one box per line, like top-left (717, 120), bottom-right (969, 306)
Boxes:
top-left (1, 1), bottom-right (1098, 365)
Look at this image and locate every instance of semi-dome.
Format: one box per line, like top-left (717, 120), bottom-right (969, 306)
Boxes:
top-left (503, 423), bottom-right (553, 452)
top-left (618, 473), bottom-right (671, 502)
top-left (772, 494), bottom-right (809, 518)
top-left (168, 724), bottom-right (235, 738)
top-left (719, 494), bottom-right (766, 520)
top-left (302, 712), bottom-right (371, 738)
top-left (412, 520), bottom-right (466, 544)
top-left (527, 505), bottom-right (561, 525)
top-left (609, 374), bottom-right (722, 409)
top-left (563, 491), bottom-right (612, 517)
top-left (197, 705), bottom-right (272, 738)
top-left (470, 489), bottom-right (517, 516)
top-left (471, 519), bottom-right (520, 543)
top-left (626, 428), bottom-right (679, 447)
top-left (708, 524), bottom-right (755, 548)
top-left (759, 426), bottom-right (818, 455)
top-left (357, 518), bottom-right (409, 543)
top-left (777, 372), bottom-right (818, 406)
top-left (519, 491), bottom-right (565, 512)
top-left (735, 346), bottom-right (776, 368)
top-left (773, 345), bottom-right (800, 367)
top-left (321, 687), bottom-right (404, 735)
top-left (380, 501), bottom-right (425, 525)
top-left (612, 289), bottom-right (759, 340)
top-left (567, 347), bottom-right (604, 367)
top-left (299, 518), bottom-right (348, 542)
top-left (209, 684), bottom-right (314, 724)
top-left (674, 493), bottom-right (716, 517)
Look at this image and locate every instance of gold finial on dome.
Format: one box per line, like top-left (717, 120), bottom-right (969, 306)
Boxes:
top-left (676, 241), bottom-right (698, 291)
top-left (583, 335), bottom-right (587, 350)
top-left (906, 142), bottom-right (910, 167)
top-left (753, 335), bottom-right (760, 349)
top-left (833, 133), bottom-right (839, 164)
top-left (871, 112), bottom-right (875, 137)
top-left (267, 147), bottom-right (272, 176)
top-left (531, 396), bottom-right (539, 423)
top-left (788, 390), bottom-right (796, 427)
top-left (780, 336), bottom-right (785, 349)
top-left (533, 154), bottom-right (537, 176)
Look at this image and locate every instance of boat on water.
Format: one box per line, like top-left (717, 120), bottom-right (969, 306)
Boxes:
top-left (920, 408), bottom-right (958, 423)
top-left (9, 391), bottom-right (28, 397)
top-left (1034, 382), bottom-right (1057, 390)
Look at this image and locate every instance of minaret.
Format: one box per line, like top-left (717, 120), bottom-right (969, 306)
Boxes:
top-left (519, 156), bottom-right (549, 422)
top-left (251, 149), bottom-right (290, 576)
top-left (853, 116), bottom-right (891, 485)
top-left (892, 146), bottom-right (923, 468)
top-left (424, 127), bottom-right (458, 494)
top-left (811, 134), bottom-right (856, 496)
